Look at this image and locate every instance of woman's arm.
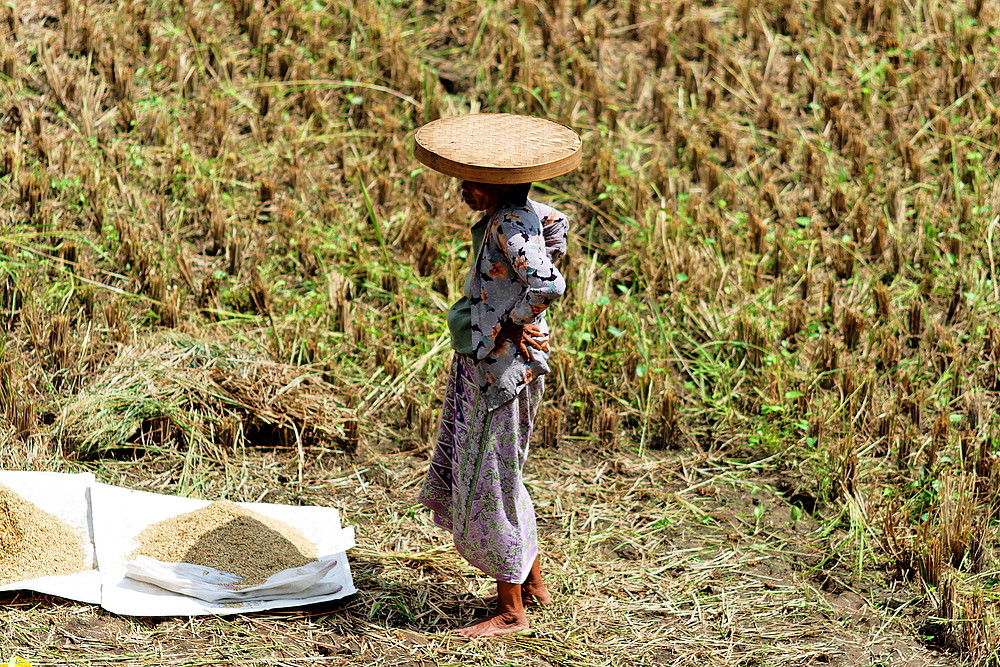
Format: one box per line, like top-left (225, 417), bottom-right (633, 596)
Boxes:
top-left (531, 200), bottom-right (570, 263)
top-left (495, 320), bottom-right (549, 359)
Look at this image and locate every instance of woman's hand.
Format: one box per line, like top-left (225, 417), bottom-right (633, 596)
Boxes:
top-left (495, 321), bottom-right (549, 359)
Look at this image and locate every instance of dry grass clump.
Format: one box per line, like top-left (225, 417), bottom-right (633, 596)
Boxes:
top-left (0, 483), bottom-right (87, 585)
top-left (57, 333), bottom-right (354, 457)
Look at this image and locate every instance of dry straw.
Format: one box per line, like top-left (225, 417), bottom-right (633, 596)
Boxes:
top-left (57, 333), bottom-right (353, 456)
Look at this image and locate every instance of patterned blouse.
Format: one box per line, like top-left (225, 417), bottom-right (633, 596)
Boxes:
top-left (470, 201), bottom-right (568, 411)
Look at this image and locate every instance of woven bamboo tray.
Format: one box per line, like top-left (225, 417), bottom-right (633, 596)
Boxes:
top-left (414, 114), bottom-right (581, 184)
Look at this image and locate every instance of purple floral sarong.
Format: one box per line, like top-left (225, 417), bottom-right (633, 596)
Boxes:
top-left (419, 354), bottom-right (543, 584)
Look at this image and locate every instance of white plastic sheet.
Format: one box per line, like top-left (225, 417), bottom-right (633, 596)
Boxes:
top-left (0, 471), bottom-right (356, 615)
top-left (91, 483), bottom-right (356, 616)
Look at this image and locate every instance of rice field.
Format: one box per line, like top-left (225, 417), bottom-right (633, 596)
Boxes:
top-left (1, 0), bottom-right (999, 664)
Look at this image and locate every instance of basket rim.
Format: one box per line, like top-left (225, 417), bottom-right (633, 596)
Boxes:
top-left (413, 113), bottom-right (582, 184)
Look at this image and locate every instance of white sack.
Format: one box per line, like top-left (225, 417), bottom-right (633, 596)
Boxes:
top-left (91, 482), bottom-right (356, 616)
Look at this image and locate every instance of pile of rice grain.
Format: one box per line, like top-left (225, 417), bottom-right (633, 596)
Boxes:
top-left (132, 500), bottom-right (317, 587)
top-left (0, 484), bottom-right (87, 585)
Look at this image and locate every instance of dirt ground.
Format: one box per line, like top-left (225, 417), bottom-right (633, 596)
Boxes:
top-left (0, 440), bottom-right (963, 667)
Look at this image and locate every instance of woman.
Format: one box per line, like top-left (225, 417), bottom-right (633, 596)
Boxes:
top-left (419, 180), bottom-right (569, 637)
top-left (413, 112), bottom-right (580, 638)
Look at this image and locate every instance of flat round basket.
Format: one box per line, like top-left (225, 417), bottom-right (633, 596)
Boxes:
top-left (413, 114), bottom-right (582, 184)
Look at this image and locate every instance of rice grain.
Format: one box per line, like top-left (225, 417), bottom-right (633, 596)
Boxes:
top-left (132, 500), bottom-right (317, 587)
top-left (0, 484), bottom-right (88, 585)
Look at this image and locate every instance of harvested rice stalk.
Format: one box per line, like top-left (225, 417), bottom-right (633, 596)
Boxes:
top-left (57, 332), bottom-right (352, 456)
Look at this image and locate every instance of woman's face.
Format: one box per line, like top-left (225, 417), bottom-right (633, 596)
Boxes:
top-left (461, 181), bottom-right (505, 211)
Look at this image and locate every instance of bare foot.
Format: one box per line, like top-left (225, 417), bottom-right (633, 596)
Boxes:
top-left (522, 582), bottom-right (552, 607)
top-left (522, 555), bottom-right (552, 606)
top-left (456, 610), bottom-right (529, 638)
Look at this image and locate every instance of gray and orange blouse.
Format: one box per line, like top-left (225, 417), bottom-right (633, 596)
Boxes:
top-left (447, 199), bottom-right (569, 411)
